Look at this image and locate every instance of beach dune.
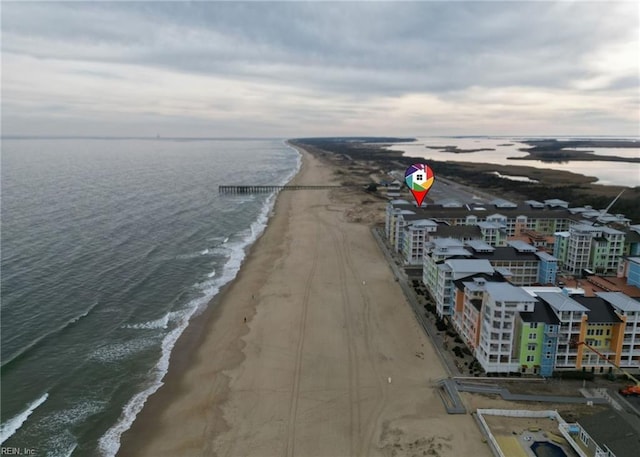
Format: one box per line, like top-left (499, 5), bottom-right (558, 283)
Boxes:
top-left (119, 147), bottom-right (490, 457)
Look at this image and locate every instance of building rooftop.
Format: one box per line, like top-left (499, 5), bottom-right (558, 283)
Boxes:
top-left (484, 282), bottom-right (536, 303)
top-left (578, 409), bottom-right (640, 457)
top-left (520, 300), bottom-right (560, 325)
top-left (600, 226), bottom-right (625, 235)
top-left (571, 296), bottom-right (623, 323)
top-left (434, 225), bottom-right (483, 238)
top-left (596, 292), bottom-right (640, 313)
top-left (494, 267), bottom-right (514, 277)
top-left (407, 219), bottom-right (438, 229)
top-left (466, 240), bottom-right (495, 252)
top-left (544, 199), bottom-right (569, 207)
top-left (522, 286), bottom-right (585, 296)
top-left (433, 237), bottom-right (465, 249)
top-left (489, 198), bottom-right (518, 208)
top-left (477, 221), bottom-right (505, 229)
top-left (625, 230), bottom-right (640, 243)
top-left (388, 202), bottom-right (579, 220)
top-left (507, 240), bottom-right (538, 252)
top-left (535, 251), bottom-right (558, 262)
top-left (439, 199), bottom-right (464, 208)
top-left (456, 272), bottom-right (506, 292)
top-left (571, 224), bottom-right (605, 233)
top-left (445, 259), bottom-right (495, 280)
top-left (525, 200), bottom-right (545, 208)
top-left (536, 292), bottom-right (589, 312)
top-left (470, 246), bottom-right (539, 262)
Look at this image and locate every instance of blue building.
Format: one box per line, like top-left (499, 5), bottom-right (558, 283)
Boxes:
top-left (519, 300), bottom-right (560, 377)
top-left (536, 251), bottom-right (559, 285)
top-left (626, 257), bottom-right (640, 288)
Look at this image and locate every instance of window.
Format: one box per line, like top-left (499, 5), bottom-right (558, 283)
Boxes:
top-left (530, 323), bottom-right (538, 329)
top-left (527, 344), bottom-right (536, 351)
top-left (526, 355), bottom-right (535, 362)
top-left (587, 329), bottom-right (594, 336)
top-left (596, 329), bottom-right (604, 336)
top-left (529, 333), bottom-right (537, 340)
top-left (606, 329), bottom-right (611, 336)
top-left (580, 431), bottom-right (589, 445)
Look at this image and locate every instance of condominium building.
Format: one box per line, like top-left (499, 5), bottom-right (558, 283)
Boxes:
top-left (401, 219), bottom-right (438, 265)
top-left (536, 251), bottom-right (559, 285)
top-left (472, 242), bottom-right (538, 286)
top-left (384, 199), bottom-right (410, 247)
top-left (423, 238), bottom-right (559, 317)
top-left (515, 300), bottom-right (560, 377)
top-left (596, 292), bottom-right (640, 368)
top-left (624, 225), bottom-right (640, 256)
top-left (446, 276), bottom-right (640, 374)
top-left (620, 257), bottom-right (640, 288)
top-left (536, 292), bottom-right (587, 369)
top-left (401, 220), bottom-right (481, 265)
top-left (554, 224), bottom-right (625, 275)
top-left (475, 282), bottom-right (537, 373)
top-left (433, 259), bottom-right (494, 317)
top-left (571, 295), bottom-right (625, 371)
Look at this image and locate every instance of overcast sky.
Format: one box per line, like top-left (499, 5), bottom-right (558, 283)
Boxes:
top-left (2, 1), bottom-right (638, 137)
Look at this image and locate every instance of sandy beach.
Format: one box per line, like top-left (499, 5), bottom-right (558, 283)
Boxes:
top-left (119, 145), bottom-right (490, 457)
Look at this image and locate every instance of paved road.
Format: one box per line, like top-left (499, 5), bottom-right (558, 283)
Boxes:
top-left (429, 176), bottom-right (498, 205)
top-left (391, 163), bottom-right (500, 205)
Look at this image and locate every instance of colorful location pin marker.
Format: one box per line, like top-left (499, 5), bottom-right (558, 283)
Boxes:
top-left (404, 163), bottom-right (435, 207)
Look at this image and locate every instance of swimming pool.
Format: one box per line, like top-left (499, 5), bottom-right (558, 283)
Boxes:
top-left (531, 441), bottom-right (568, 457)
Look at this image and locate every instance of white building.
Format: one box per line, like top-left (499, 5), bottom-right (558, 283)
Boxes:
top-left (476, 282), bottom-right (537, 373)
top-left (433, 258), bottom-right (494, 317)
top-left (401, 219), bottom-right (438, 265)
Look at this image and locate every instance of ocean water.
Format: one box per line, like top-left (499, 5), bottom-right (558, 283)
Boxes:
top-left (0, 138), bottom-right (300, 456)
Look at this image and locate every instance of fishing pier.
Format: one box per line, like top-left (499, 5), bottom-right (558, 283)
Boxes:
top-left (219, 185), bottom-right (354, 194)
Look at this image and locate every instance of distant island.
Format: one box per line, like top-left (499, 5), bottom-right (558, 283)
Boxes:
top-left (426, 145), bottom-right (496, 153)
top-left (511, 138), bottom-right (640, 163)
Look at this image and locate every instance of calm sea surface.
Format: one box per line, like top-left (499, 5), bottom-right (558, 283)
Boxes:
top-left (0, 138), bottom-right (300, 456)
top-left (387, 137), bottom-right (640, 187)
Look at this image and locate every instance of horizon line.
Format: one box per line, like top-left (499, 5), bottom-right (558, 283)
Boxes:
top-left (3, 134), bottom-right (639, 141)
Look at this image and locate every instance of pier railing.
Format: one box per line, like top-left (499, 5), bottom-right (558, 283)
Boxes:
top-left (219, 185), bottom-right (354, 194)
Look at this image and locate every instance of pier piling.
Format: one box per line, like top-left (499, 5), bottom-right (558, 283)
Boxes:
top-left (218, 185), bottom-right (354, 194)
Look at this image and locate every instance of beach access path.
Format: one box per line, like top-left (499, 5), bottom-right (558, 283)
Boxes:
top-left (120, 146), bottom-right (490, 457)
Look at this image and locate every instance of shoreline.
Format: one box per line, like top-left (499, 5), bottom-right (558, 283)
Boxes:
top-left (117, 144), bottom-right (306, 455)
top-left (120, 143), bottom-right (490, 457)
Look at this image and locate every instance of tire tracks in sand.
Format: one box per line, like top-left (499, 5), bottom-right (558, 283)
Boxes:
top-left (284, 221), bottom-right (319, 457)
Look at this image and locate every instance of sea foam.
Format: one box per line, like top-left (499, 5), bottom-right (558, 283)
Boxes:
top-left (97, 145), bottom-right (301, 457)
top-left (0, 393), bottom-right (49, 444)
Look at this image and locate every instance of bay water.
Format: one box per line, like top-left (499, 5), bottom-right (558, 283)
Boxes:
top-left (387, 137), bottom-right (640, 187)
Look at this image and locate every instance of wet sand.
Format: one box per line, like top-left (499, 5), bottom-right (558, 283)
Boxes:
top-left (119, 145), bottom-right (490, 457)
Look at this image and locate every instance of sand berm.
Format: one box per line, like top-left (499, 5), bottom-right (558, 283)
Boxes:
top-left (119, 145), bottom-right (490, 457)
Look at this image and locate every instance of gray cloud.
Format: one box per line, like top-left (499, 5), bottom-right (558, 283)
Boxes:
top-left (2, 1), bottom-right (638, 136)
